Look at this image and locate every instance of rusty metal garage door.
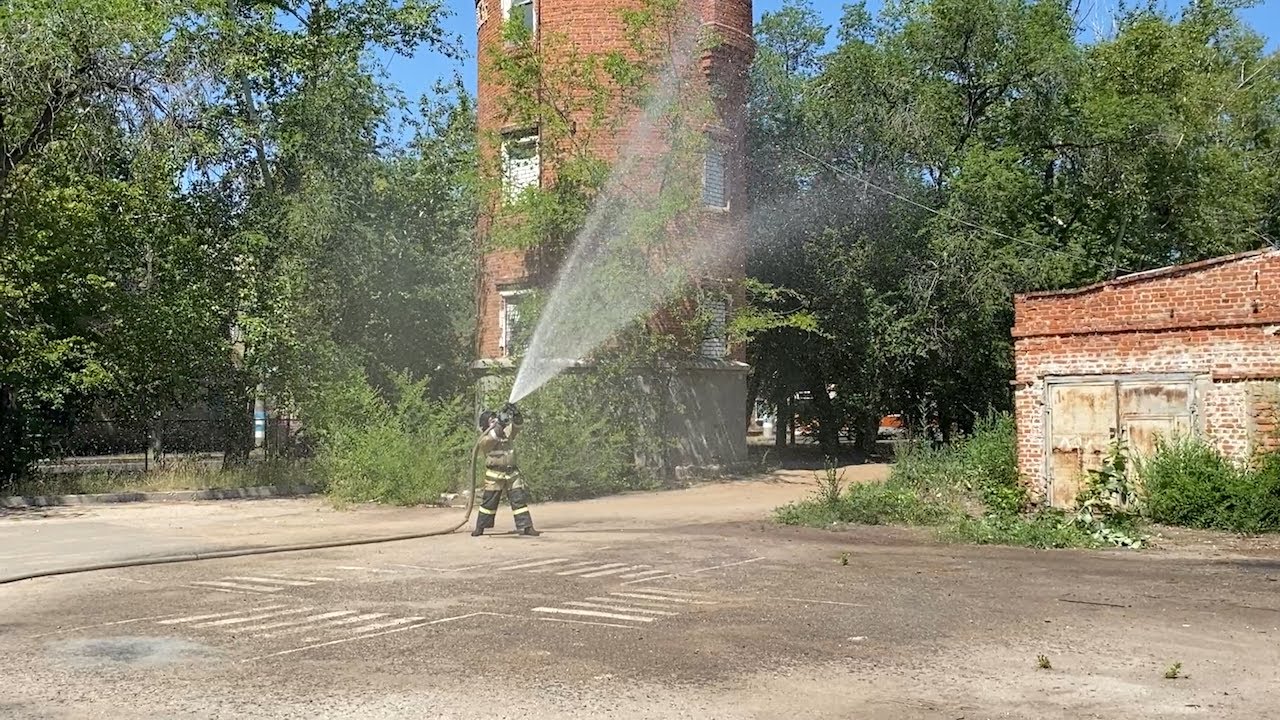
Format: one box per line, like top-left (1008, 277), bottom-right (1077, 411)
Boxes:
top-left (1045, 376), bottom-right (1197, 508)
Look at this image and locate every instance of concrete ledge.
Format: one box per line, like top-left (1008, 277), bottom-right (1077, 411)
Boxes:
top-left (0, 485), bottom-right (319, 509)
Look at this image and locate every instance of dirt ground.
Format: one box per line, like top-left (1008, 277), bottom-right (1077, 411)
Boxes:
top-left (2, 461), bottom-right (1279, 719)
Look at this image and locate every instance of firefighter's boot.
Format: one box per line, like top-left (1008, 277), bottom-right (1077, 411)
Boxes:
top-left (473, 489), bottom-right (501, 536)
top-left (508, 484), bottom-right (539, 536)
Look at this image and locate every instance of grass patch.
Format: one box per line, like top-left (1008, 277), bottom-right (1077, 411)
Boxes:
top-left (7, 461), bottom-right (309, 497)
top-left (775, 414), bottom-right (1139, 549)
top-left (941, 511), bottom-right (1095, 549)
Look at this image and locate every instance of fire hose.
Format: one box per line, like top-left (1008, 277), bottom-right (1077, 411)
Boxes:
top-left (0, 429), bottom-right (490, 587)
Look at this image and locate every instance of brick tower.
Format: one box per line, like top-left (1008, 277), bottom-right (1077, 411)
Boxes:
top-left (472, 0), bottom-right (754, 468)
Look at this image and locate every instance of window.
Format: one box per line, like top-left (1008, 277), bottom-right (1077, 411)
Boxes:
top-left (702, 136), bottom-right (729, 209)
top-left (501, 130), bottom-right (540, 203)
top-left (501, 0), bottom-right (535, 30)
top-left (476, 0), bottom-right (490, 29)
top-left (699, 296), bottom-right (728, 359)
top-left (499, 289), bottom-right (532, 357)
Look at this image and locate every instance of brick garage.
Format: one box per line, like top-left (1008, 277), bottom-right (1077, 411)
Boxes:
top-left (1013, 249), bottom-right (1280, 507)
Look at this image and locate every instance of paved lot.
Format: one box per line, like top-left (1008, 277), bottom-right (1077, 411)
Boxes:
top-left (2, 465), bottom-right (1279, 719)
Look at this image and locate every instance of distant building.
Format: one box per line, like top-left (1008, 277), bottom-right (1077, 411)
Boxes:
top-left (1013, 249), bottom-right (1280, 507)
top-left (472, 0), bottom-right (756, 469)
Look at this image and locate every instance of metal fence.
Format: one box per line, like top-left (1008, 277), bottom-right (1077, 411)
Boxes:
top-left (34, 416), bottom-right (308, 474)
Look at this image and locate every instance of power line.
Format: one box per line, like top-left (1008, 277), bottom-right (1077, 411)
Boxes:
top-left (788, 145), bottom-right (1133, 274)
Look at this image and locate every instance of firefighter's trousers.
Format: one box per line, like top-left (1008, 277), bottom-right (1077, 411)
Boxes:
top-left (475, 466), bottom-right (534, 532)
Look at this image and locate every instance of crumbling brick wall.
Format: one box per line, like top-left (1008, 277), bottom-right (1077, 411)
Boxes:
top-left (1014, 250), bottom-right (1280, 499)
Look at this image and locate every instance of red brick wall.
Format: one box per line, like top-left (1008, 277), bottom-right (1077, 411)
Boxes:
top-left (1013, 250), bottom-right (1280, 497)
top-left (473, 0), bottom-right (754, 362)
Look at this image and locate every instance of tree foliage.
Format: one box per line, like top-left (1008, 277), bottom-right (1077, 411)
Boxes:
top-left (1, 0), bottom-right (475, 484)
top-left (746, 0), bottom-right (1280, 453)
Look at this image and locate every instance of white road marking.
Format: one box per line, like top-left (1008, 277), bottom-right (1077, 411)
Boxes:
top-left (32, 611), bottom-right (192, 638)
top-left (239, 611), bottom-right (356, 634)
top-left (584, 595), bottom-right (677, 608)
top-left (533, 607), bottom-right (655, 623)
top-left (243, 612), bottom-right (508, 663)
top-left (539, 617), bottom-right (639, 630)
top-left (182, 584), bottom-right (261, 595)
top-left (556, 562), bottom-right (629, 576)
top-left (226, 576), bottom-right (316, 587)
top-left (529, 560), bottom-right (596, 574)
top-left (579, 565), bottom-right (648, 578)
top-left (269, 613), bottom-right (388, 639)
top-left (622, 588), bottom-right (706, 598)
top-left (497, 558), bottom-right (569, 571)
top-left (617, 568), bottom-right (663, 579)
top-left (564, 601), bottom-right (678, 616)
top-left (266, 574), bottom-right (339, 582)
top-left (769, 597), bottom-right (866, 607)
top-left (335, 566), bottom-right (398, 574)
top-left (190, 581), bottom-right (285, 593)
top-left (620, 556), bottom-right (766, 585)
top-left (158, 607), bottom-right (288, 626)
top-left (686, 557), bottom-right (766, 574)
top-left (609, 592), bottom-right (715, 605)
top-left (194, 607), bottom-right (316, 627)
top-left (342, 616), bottom-right (424, 634)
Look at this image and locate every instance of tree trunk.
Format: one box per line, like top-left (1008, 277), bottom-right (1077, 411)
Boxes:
top-left (809, 379), bottom-right (840, 458)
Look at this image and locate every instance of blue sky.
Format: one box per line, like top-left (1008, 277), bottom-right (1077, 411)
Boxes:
top-left (383, 0), bottom-right (1280, 100)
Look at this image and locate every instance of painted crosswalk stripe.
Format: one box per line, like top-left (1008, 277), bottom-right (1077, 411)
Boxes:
top-left (194, 607), bottom-right (316, 627)
top-left (588, 595), bottom-right (683, 609)
top-left (616, 567), bottom-right (662, 579)
top-left (578, 565), bottom-right (649, 579)
top-left (239, 611), bottom-right (356, 634)
top-left (539, 617), bottom-right (639, 630)
top-left (498, 558), bottom-right (569, 571)
top-left (158, 607), bottom-right (286, 625)
top-left (565, 601), bottom-right (678, 616)
top-left (335, 566), bottom-right (398, 574)
top-left (529, 560), bottom-right (596, 574)
top-left (622, 588), bottom-right (707, 599)
top-left (190, 581), bottom-right (285, 593)
top-left (225, 576), bottom-right (316, 587)
top-left (609, 592), bottom-right (715, 605)
top-left (533, 607), bottom-right (655, 623)
top-left (342, 616), bottom-right (424, 634)
top-left (266, 574), bottom-right (338, 582)
top-left (556, 562), bottom-right (629, 576)
top-left (272, 613), bottom-right (388, 639)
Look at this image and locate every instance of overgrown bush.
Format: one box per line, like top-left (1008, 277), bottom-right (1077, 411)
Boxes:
top-left (941, 510), bottom-right (1095, 549)
top-left (1141, 437), bottom-right (1280, 533)
top-left (316, 373), bottom-right (472, 506)
top-left (775, 413), bottom-right (1140, 549)
top-left (478, 372), bottom-right (662, 503)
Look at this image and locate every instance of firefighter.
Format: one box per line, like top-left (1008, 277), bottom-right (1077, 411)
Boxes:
top-left (472, 402), bottom-right (541, 537)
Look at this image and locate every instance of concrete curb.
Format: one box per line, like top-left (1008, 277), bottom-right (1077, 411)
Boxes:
top-left (0, 485), bottom-right (319, 509)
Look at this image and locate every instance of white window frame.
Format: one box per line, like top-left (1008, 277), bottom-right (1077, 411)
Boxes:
top-left (501, 0), bottom-right (535, 31)
top-left (501, 129), bottom-right (540, 204)
top-left (498, 289), bottom-right (533, 357)
top-left (702, 134), bottom-right (730, 210)
top-left (476, 0), bottom-right (490, 29)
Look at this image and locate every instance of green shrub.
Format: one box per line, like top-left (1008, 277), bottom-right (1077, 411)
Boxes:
top-left (961, 415), bottom-right (1028, 517)
top-left (318, 374), bottom-right (472, 506)
top-left (942, 511), bottom-right (1096, 549)
top-left (480, 373), bottom-right (660, 502)
top-left (1140, 437), bottom-right (1280, 533)
top-left (889, 413), bottom-right (1026, 518)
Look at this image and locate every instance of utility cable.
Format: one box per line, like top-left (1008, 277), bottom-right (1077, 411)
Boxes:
top-left (0, 433), bottom-right (487, 586)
